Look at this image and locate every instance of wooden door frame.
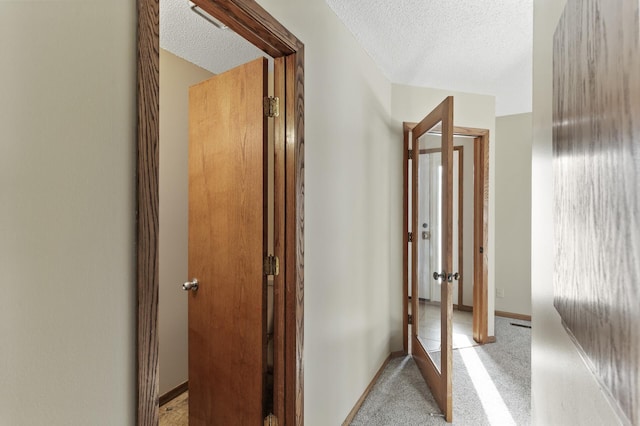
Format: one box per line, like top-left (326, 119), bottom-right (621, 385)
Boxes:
top-left (403, 122), bottom-right (490, 353)
top-left (136, 1), bottom-right (304, 424)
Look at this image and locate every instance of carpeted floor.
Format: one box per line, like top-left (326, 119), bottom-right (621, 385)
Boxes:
top-left (350, 316), bottom-right (531, 425)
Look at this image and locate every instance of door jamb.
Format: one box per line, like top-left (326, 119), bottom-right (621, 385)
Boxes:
top-left (402, 122), bottom-right (490, 353)
top-left (136, 0), bottom-right (305, 424)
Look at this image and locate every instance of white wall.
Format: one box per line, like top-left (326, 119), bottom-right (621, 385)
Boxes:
top-left (0, 2), bottom-right (137, 425)
top-left (159, 49), bottom-right (213, 396)
top-left (495, 113), bottom-right (532, 316)
top-left (531, 1), bottom-right (622, 424)
top-left (254, 1), bottom-right (396, 424)
top-left (391, 84), bottom-right (496, 337)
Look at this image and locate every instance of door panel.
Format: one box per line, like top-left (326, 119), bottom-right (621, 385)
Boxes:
top-left (411, 96), bottom-right (454, 422)
top-left (188, 57), bottom-right (268, 425)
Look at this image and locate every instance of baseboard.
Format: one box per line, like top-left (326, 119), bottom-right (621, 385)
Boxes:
top-left (342, 351), bottom-right (405, 425)
top-left (495, 310), bottom-right (532, 321)
top-left (159, 381), bottom-right (188, 406)
top-left (486, 336), bottom-right (497, 343)
top-left (456, 304), bottom-right (473, 312)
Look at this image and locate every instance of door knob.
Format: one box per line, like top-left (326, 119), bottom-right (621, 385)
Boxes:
top-left (183, 278), bottom-right (199, 292)
top-left (433, 272), bottom-right (446, 281)
top-left (447, 272), bottom-right (460, 282)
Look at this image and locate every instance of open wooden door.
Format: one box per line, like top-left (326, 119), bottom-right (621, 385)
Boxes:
top-left (187, 57), bottom-right (268, 425)
top-left (410, 96), bottom-right (455, 422)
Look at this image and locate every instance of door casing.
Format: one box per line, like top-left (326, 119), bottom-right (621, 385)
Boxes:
top-left (403, 123), bottom-right (491, 353)
top-left (136, 1), bottom-right (305, 424)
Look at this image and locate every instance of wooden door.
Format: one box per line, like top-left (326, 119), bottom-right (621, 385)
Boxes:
top-left (187, 57), bottom-right (268, 425)
top-left (410, 96), bottom-right (455, 422)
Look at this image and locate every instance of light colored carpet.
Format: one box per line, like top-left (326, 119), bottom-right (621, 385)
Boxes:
top-left (350, 316), bottom-right (531, 425)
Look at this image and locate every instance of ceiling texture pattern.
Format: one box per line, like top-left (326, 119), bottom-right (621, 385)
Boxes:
top-left (160, 0), bottom-right (264, 74)
top-left (160, 0), bottom-right (533, 116)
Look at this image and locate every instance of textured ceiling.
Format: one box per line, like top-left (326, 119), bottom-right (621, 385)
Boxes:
top-left (161, 0), bottom-right (533, 116)
top-left (160, 0), bottom-right (265, 75)
top-left (324, 0), bottom-right (533, 116)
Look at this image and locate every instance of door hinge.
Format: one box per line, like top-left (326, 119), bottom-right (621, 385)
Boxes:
top-left (408, 149), bottom-right (414, 160)
top-left (408, 232), bottom-right (413, 243)
top-left (264, 254), bottom-right (280, 276)
top-left (408, 314), bottom-right (413, 325)
top-left (264, 414), bottom-right (279, 426)
top-left (264, 96), bottom-right (280, 118)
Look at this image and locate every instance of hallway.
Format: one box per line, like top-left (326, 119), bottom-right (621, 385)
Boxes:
top-left (350, 316), bottom-right (531, 425)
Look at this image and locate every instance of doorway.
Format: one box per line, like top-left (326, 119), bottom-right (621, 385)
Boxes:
top-left (136, 0), bottom-right (305, 424)
top-left (402, 104), bottom-right (490, 421)
top-left (403, 122), bottom-right (490, 352)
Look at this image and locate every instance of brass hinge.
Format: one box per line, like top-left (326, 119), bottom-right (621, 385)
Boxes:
top-left (264, 254), bottom-right (280, 276)
top-left (408, 149), bottom-right (414, 160)
top-left (264, 414), bottom-right (278, 426)
top-left (408, 232), bottom-right (413, 243)
top-left (408, 314), bottom-right (413, 325)
top-left (264, 96), bottom-right (280, 118)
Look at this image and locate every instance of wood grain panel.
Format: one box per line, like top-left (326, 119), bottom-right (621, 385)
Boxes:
top-left (472, 134), bottom-right (490, 343)
top-left (284, 49), bottom-right (305, 426)
top-left (553, 1), bottom-right (640, 424)
top-left (136, 0), bottom-right (160, 424)
top-left (402, 123), bottom-right (411, 354)
top-left (188, 57), bottom-right (267, 425)
top-left (440, 99), bottom-right (454, 422)
top-left (192, 0), bottom-right (302, 57)
top-left (480, 134), bottom-right (489, 342)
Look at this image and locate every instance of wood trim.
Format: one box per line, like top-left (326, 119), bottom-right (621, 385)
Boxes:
top-left (456, 146), bottom-right (464, 309)
top-left (284, 49), bottom-right (305, 426)
top-left (472, 133), bottom-right (490, 343)
top-left (412, 334), bottom-right (446, 412)
top-left (481, 133), bottom-right (489, 343)
top-left (136, 0), bottom-right (160, 424)
top-left (495, 310), bottom-right (532, 321)
top-left (137, 1), bottom-right (304, 424)
top-left (159, 382), bottom-right (188, 407)
top-left (341, 351), bottom-right (405, 425)
top-left (473, 139), bottom-right (481, 343)
top-left (273, 56), bottom-right (286, 421)
top-left (402, 124), bottom-right (410, 354)
top-left (410, 118), bottom-right (419, 369)
top-left (440, 98), bottom-right (454, 422)
top-left (405, 122), bottom-right (489, 138)
top-left (192, 0), bottom-right (303, 57)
